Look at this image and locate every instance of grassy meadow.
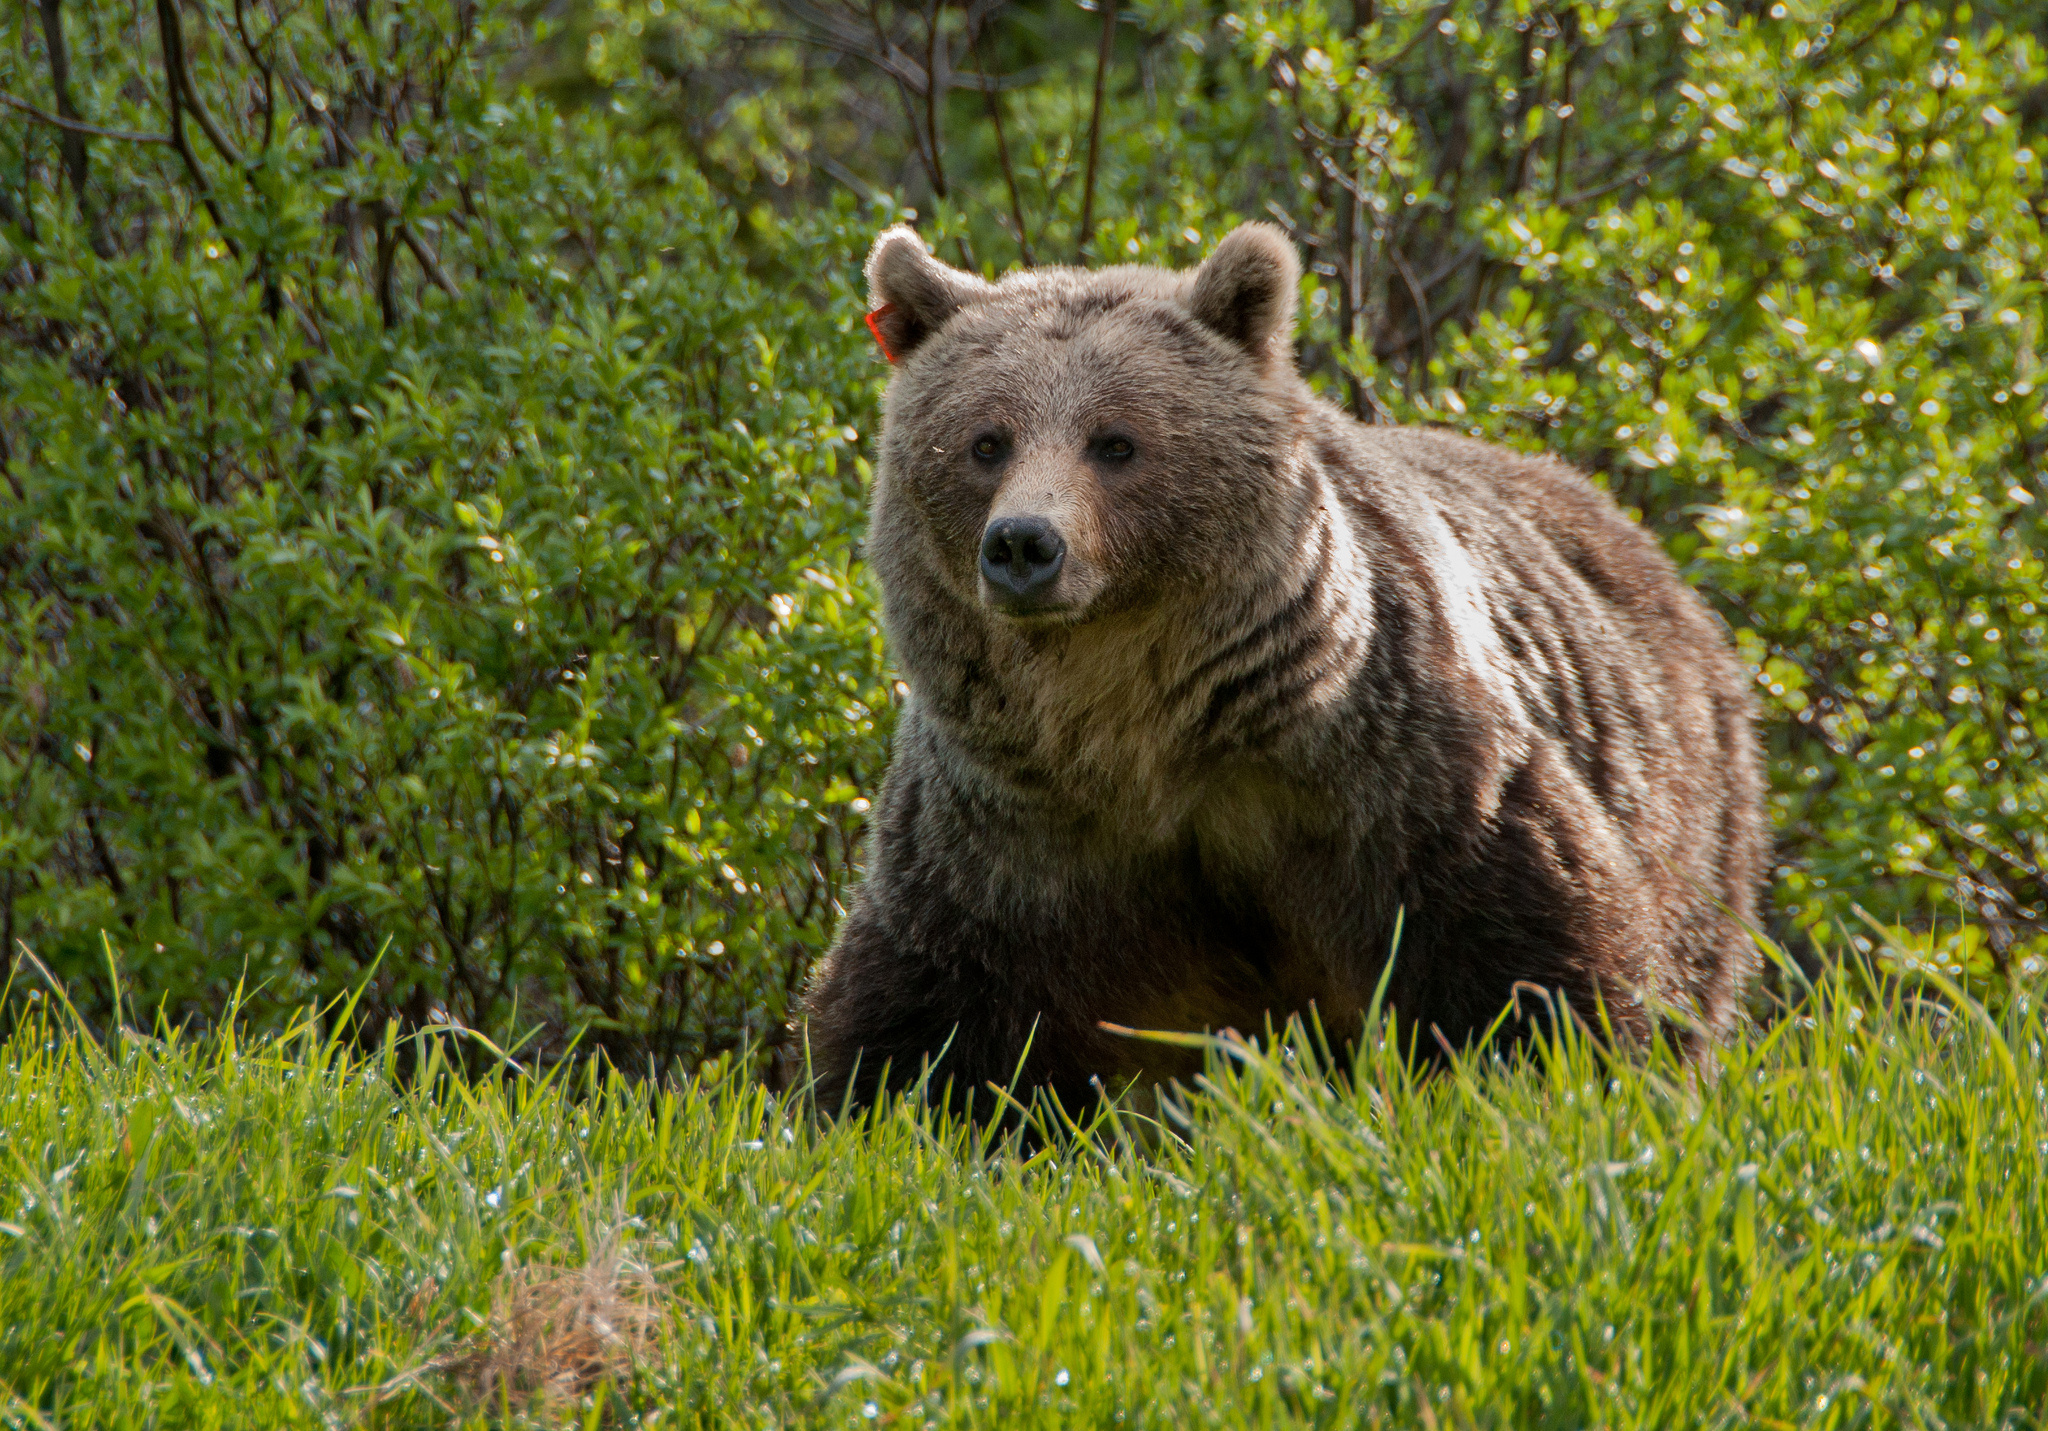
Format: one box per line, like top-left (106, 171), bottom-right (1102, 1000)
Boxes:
top-left (2, 959), bottom-right (2043, 1429)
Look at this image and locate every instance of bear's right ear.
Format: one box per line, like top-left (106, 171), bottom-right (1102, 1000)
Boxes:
top-left (865, 226), bottom-right (993, 362)
top-left (1187, 223), bottom-right (1300, 370)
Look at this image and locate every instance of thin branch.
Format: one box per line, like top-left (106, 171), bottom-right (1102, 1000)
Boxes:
top-left (921, 0), bottom-right (947, 198)
top-left (33, 0), bottom-right (116, 256)
top-left (1937, 817), bottom-right (2045, 883)
top-left (373, 205), bottom-right (398, 329)
top-left (157, 0), bottom-right (247, 171)
top-left (1832, 0), bottom-right (1911, 65)
top-left (859, 0), bottom-right (944, 198)
top-left (1262, 199), bottom-right (1322, 246)
top-left (1387, 240), bottom-right (1433, 375)
top-left (35, 0), bottom-right (93, 206)
top-left (750, 23), bottom-right (932, 93)
top-left (0, 91), bottom-right (171, 144)
top-left (1554, 163), bottom-right (1658, 210)
top-left (1076, 0), bottom-right (1117, 261)
top-left (969, 14), bottom-right (1031, 265)
top-left (83, 807), bottom-right (129, 903)
top-left (398, 224), bottom-right (461, 299)
top-left (153, 0), bottom-right (242, 259)
top-left (1380, 1), bottom-right (1454, 72)
top-left (815, 151), bottom-right (878, 201)
top-left (1550, 12), bottom-right (1577, 202)
top-left (1415, 234), bottom-right (1485, 294)
top-left (743, 28), bottom-right (1041, 91)
top-left (229, 0), bottom-right (277, 152)
top-left (1334, 101), bottom-right (1364, 419)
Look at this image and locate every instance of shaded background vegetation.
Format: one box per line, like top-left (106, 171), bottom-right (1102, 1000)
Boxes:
top-left (3, 0), bottom-right (2044, 1068)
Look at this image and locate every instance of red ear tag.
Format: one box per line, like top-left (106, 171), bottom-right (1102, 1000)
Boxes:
top-left (865, 303), bottom-right (900, 364)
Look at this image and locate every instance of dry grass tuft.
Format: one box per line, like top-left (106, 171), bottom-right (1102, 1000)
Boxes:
top-left (390, 1230), bottom-right (668, 1417)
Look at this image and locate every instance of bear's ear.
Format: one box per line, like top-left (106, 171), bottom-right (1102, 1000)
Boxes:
top-left (1187, 223), bottom-right (1300, 368)
top-left (865, 226), bottom-right (993, 362)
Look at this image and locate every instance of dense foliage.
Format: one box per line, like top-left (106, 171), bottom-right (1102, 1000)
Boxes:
top-left (5, 0), bottom-right (2046, 1052)
top-left (3, 973), bottom-right (2044, 1425)
top-left (1, 2), bottom-right (898, 1062)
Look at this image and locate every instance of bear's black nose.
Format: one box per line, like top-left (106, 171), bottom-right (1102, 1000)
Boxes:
top-left (979, 516), bottom-right (1067, 608)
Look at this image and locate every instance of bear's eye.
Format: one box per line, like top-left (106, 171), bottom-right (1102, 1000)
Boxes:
top-left (970, 433), bottom-right (1008, 462)
top-left (1096, 435), bottom-right (1136, 462)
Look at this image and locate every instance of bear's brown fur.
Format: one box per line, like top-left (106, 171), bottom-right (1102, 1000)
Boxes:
top-left (800, 223), bottom-right (1767, 1111)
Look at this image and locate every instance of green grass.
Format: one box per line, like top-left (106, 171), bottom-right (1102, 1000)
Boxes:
top-left (2, 970), bottom-right (2044, 1429)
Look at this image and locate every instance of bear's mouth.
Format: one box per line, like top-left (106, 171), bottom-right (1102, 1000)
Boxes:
top-left (981, 588), bottom-right (1085, 624)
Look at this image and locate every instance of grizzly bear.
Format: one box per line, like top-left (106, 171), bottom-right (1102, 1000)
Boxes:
top-left (799, 222), bottom-right (1767, 1113)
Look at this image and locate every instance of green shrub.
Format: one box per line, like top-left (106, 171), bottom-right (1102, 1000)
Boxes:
top-left (0, 0), bottom-right (893, 1064)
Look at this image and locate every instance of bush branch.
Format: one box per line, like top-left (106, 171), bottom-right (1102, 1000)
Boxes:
top-left (0, 91), bottom-right (170, 145)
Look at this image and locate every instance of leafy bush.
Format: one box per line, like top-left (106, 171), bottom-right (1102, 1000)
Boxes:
top-left (1, 0), bottom-right (893, 1064)
top-left (552, 0), bottom-right (2048, 982)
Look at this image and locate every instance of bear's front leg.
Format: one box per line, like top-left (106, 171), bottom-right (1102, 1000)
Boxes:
top-left (797, 705), bottom-right (1269, 1115)
top-left (803, 901), bottom-right (1166, 1118)
top-left (797, 910), bottom-right (1071, 1116)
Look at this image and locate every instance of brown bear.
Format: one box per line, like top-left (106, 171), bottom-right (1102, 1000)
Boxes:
top-left (798, 222), bottom-right (1767, 1113)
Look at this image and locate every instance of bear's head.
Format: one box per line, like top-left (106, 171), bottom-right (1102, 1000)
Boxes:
top-left (862, 225), bottom-right (1310, 636)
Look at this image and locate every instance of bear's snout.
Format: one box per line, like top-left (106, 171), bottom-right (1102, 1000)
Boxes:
top-left (978, 516), bottom-right (1068, 612)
